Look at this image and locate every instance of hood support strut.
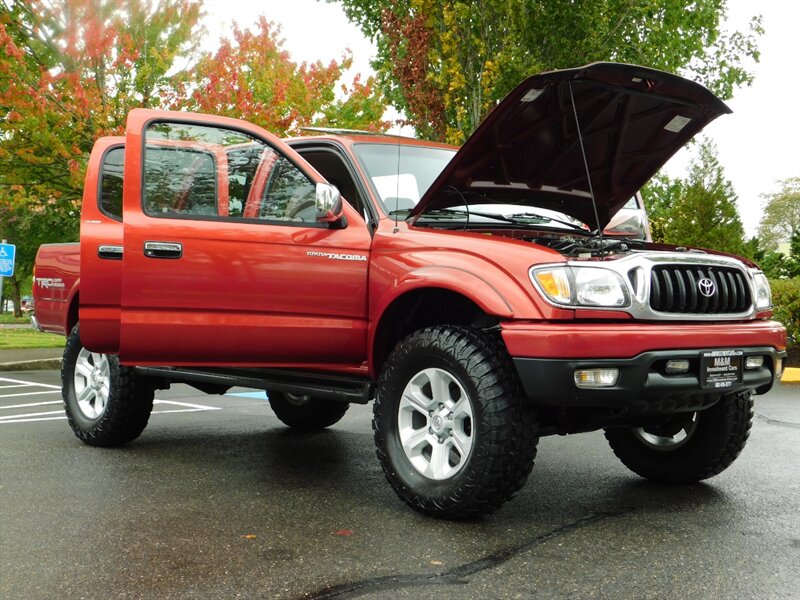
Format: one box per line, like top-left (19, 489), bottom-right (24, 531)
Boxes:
top-left (568, 81), bottom-right (604, 258)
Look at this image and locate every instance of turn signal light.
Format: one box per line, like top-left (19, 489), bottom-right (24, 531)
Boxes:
top-left (574, 368), bottom-right (619, 388)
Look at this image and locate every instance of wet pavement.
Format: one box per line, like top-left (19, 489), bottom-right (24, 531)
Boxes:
top-left (1, 370), bottom-right (798, 599)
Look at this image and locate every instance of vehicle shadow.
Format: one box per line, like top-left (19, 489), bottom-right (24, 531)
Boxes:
top-left (128, 421), bottom-right (385, 492)
top-left (121, 421), bottom-right (737, 526)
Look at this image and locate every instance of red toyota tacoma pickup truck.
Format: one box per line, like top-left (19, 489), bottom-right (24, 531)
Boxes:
top-left (33, 63), bottom-right (787, 519)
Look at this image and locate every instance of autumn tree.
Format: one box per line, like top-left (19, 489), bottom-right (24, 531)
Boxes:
top-left (641, 140), bottom-right (747, 255)
top-left (334, 0), bottom-right (762, 143)
top-left (756, 177), bottom-right (800, 251)
top-left (0, 0), bottom-right (203, 313)
top-left (1, 0), bottom-right (203, 194)
top-left (172, 17), bottom-right (387, 136)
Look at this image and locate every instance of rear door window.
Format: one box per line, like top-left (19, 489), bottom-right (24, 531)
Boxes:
top-left (99, 147), bottom-right (124, 221)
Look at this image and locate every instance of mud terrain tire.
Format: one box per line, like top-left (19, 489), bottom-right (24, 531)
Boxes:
top-left (62, 324), bottom-right (154, 447)
top-left (268, 392), bottom-right (349, 430)
top-left (374, 325), bottom-right (538, 519)
top-left (604, 392), bottom-right (753, 483)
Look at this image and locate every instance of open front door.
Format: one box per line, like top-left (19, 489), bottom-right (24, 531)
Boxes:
top-left (119, 110), bottom-right (371, 367)
top-left (79, 136), bottom-right (125, 353)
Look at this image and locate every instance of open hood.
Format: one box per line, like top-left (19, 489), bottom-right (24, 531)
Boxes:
top-left (410, 62), bottom-right (730, 229)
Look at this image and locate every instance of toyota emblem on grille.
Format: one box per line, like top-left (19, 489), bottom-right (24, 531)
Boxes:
top-left (698, 278), bottom-right (715, 297)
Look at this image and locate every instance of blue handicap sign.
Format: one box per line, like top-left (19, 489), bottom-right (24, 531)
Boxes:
top-left (0, 243), bottom-right (16, 277)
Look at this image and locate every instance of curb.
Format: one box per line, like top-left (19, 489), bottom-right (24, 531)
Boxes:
top-left (0, 358), bottom-right (62, 372)
top-left (781, 367), bottom-right (800, 384)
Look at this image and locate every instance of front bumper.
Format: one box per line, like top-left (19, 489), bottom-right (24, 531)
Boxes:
top-left (502, 320), bottom-right (787, 411)
top-left (513, 347), bottom-right (785, 411)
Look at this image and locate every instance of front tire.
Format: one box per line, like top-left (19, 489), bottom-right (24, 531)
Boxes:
top-left (604, 391), bottom-right (754, 483)
top-left (62, 324), bottom-right (154, 447)
top-left (374, 325), bottom-right (538, 519)
top-left (268, 391), bottom-right (349, 430)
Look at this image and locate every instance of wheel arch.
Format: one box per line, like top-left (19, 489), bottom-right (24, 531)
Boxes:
top-left (370, 285), bottom-right (503, 377)
top-left (65, 287), bottom-right (79, 336)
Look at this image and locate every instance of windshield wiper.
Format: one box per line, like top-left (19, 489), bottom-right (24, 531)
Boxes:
top-left (415, 207), bottom-right (595, 234)
top-left (388, 208), bottom-right (413, 217)
top-left (416, 208), bottom-right (519, 224)
top-left (507, 212), bottom-right (591, 233)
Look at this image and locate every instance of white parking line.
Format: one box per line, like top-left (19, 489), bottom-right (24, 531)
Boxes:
top-left (0, 415), bottom-right (68, 424)
top-left (0, 390), bottom-right (61, 399)
top-left (0, 397), bottom-right (221, 424)
top-left (0, 377), bottom-right (222, 424)
top-left (0, 377), bottom-right (61, 390)
top-left (0, 400), bottom-right (62, 410)
top-left (0, 410), bottom-right (64, 421)
top-left (154, 400), bottom-right (223, 411)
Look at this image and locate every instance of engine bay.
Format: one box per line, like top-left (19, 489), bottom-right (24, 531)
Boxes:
top-left (527, 234), bottom-right (640, 258)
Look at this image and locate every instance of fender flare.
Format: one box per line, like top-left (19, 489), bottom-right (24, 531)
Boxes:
top-left (64, 278), bottom-right (80, 334)
top-left (381, 265), bottom-right (516, 317)
top-left (368, 265), bottom-right (540, 375)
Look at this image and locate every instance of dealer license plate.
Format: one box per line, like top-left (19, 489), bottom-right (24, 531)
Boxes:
top-left (700, 350), bottom-right (743, 389)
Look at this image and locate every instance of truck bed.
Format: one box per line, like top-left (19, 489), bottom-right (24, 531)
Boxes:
top-left (32, 242), bottom-right (79, 335)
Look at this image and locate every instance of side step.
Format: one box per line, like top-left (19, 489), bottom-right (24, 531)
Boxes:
top-left (134, 366), bottom-right (374, 404)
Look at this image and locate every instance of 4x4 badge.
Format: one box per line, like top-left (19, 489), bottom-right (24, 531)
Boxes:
top-left (698, 278), bottom-right (715, 297)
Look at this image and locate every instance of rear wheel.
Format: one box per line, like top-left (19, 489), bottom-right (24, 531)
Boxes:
top-left (62, 324), bottom-right (154, 447)
top-left (374, 325), bottom-right (538, 519)
top-left (604, 391), bottom-right (754, 483)
top-left (268, 391), bottom-right (349, 430)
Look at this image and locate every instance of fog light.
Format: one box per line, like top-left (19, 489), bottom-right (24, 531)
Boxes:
top-left (665, 359), bottom-right (690, 374)
top-left (775, 358), bottom-right (783, 378)
top-left (574, 368), bottom-right (619, 388)
top-left (744, 356), bottom-right (764, 370)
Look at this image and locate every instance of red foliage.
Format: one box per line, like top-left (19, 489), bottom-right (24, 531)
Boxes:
top-left (175, 17), bottom-right (385, 136)
top-left (380, 6), bottom-right (446, 141)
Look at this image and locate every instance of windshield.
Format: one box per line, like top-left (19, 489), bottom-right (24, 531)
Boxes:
top-left (352, 142), bottom-right (649, 239)
top-left (412, 202), bottom-right (592, 232)
top-left (411, 198), bottom-right (650, 239)
top-left (353, 143), bottom-right (456, 214)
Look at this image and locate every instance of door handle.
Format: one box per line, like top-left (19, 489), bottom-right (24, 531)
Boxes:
top-left (98, 245), bottom-right (123, 260)
top-left (144, 241), bottom-right (183, 259)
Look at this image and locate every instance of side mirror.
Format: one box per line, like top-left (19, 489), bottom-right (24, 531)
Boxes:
top-left (315, 182), bottom-right (344, 225)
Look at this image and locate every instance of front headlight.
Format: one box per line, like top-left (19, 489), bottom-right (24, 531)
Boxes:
top-left (530, 266), bottom-right (630, 308)
top-left (752, 271), bottom-right (772, 310)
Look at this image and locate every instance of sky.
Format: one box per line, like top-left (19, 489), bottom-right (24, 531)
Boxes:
top-left (202, 0), bottom-right (800, 238)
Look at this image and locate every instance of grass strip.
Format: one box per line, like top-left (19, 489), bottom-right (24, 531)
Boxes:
top-left (0, 328), bottom-right (66, 350)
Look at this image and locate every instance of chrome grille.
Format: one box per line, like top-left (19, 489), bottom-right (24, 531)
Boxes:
top-left (649, 265), bottom-right (751, 314)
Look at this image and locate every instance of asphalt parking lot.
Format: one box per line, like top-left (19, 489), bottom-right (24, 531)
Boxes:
top-left (1, 370), bottom-right (798, 600)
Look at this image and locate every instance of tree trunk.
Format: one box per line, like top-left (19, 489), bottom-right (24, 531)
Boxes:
top-left (10, 274), bottom-right (22, 318)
